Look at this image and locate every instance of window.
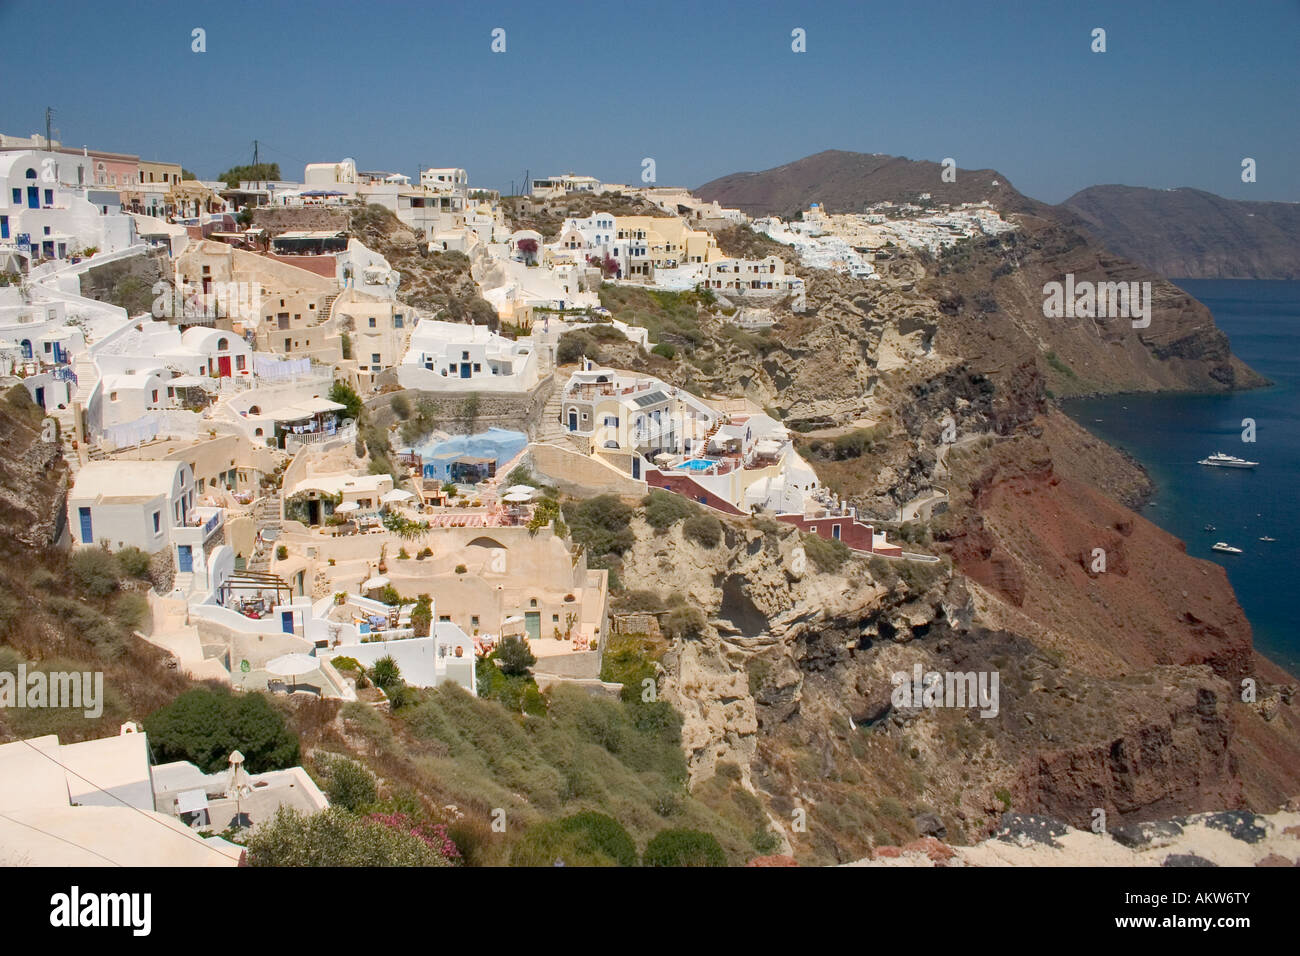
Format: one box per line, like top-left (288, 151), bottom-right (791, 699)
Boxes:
top-left (236, 355), bottom-right (245, 371)
top-left (153, 511), bottom-right (161, 534)
top-left (151, 390), bottom-right (159, 403)
top-left (529, 598), bottom-right (537, 608)
top-left (371, 353), bottom-right (380, 364)
top-left (110, 392), bottom-right (118, 401)
top-left (552, 614), bottom-right (559, 623)
top-left (368, 317), bottom-right (376, 328)
top-left (439, 615), bottom-right (451, 622)
top-left (393, 314), bottom-right (404, 328)
top-left (462, 351), bottom-right (469, 360)
top-left (471, 615), bottom-right (479, 628)
top-left (217, 337), bottom-right (228, 350)
top-left (473, 363), bottom-right (481, 372)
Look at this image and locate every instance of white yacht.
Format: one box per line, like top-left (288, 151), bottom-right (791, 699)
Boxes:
top-left (1211, 542), bottom-right (1243, 554)
top-left (1198, 452), bottom-right (1258, 468)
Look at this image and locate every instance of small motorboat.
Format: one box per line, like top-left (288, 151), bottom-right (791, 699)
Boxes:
top-left (1211, 542), bottom-right (1243, 554)
top-left (1259, 535), bottom-right (1276, 542)
top-left (1204, 524), bottom-right (1216, 532)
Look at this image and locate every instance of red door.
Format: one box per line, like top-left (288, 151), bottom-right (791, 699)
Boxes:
top-left (218, 355), bottom-right (232, 377)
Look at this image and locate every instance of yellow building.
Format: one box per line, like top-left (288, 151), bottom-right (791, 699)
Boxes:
top-left (613, 215), bottom-right (722, 274)
top-left (138, 160), bottom-right (183, 187)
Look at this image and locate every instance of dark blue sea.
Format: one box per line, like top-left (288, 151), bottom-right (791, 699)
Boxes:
top-left (1063, 279), bottom-right (1300, 676)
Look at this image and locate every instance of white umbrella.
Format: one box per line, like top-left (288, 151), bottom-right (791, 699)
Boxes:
top-left (503, 491), bottom-right (533, 503)
top-left (363, 575), bottom-right (390, 590)
top-left (335, 500), bottom-right (360, 513)
top-left (265, 653), bottom-right (319, 677)
top-left (381, 489), bottom-right (414, 503)
top-left (502, 485), bottom-right (536, 497)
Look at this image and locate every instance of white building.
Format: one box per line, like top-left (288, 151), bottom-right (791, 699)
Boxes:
top-left (397, 317), bottom-right (539, 391)
top-left (0, 149), bottom-right (137, 264)
top-left (67, 458), bottom-right (197, 554)
top-left (419, 167), bottom-right (468, 191)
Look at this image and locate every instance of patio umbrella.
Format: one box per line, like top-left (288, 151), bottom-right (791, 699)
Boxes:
top-left (265, 653), bottom-right (319, 677)
top-left (265, 653), bottom-right (319, 693)
top-left (335, 500), bottom-right (360, 513)
top-left (381, 489), bottom-right (414, 503)
top-left (502, 485), bottom-right (536, 498)
top-left (502, 491), bottom-right (533, 503)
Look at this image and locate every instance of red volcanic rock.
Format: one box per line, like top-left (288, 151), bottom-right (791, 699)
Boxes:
top-left (746, 854), bottom-right (798, 867)
top-left (901, 837), bottom-right (958, 864)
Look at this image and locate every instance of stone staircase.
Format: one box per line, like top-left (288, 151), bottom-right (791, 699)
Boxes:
top-left (247, 493), bottom-right (283, 572)
top-left (534, 379), bottom-right (586, 452)
top-left (319, 293), bottom-right (338, 323)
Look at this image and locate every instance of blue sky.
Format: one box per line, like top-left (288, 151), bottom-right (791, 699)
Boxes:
top-left (2, 0), bottom-right (1297, 204)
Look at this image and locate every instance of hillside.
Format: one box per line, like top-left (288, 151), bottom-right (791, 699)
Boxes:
top-left (696, 149), bottom-right (1038, 219)
top-left (1060, 185), bottom-right (1300, 279)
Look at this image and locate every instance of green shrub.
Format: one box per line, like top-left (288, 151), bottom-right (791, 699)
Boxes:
top-left (315, 753), bottom-right (378, 811)
top-left (70, 549), bottom-right (121, 597)
top-left (510, 811), bottom-right (638, 867)
top-left (114, 546), bottom-right (152, 579)
top-left (651, 343), bottom-right (676, 360)
top-left (682, 513), bottom-right (722, 548)
top-left (144, 688), bottom-right (299, 773)
top-left (642, 489), bottom-right (694, 530)
top-left (642, 828), bottom-right (726, 867)
top-left (389, 393), bottom-right (411, 419)
top-left (370, 656), bottom-right (402, 691)
top-left (565, 494), bottom-right (635, 558)
top-left (802, 532), bottom-right (850, 573)
top-left (246, 807), bottom-right (450, 866)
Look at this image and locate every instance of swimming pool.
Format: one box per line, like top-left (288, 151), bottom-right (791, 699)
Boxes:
top-left (678, 458), bottom-right (717, 472)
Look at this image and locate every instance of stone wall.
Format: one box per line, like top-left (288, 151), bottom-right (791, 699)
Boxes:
top-left (529, 442), bottom-right (647, 498)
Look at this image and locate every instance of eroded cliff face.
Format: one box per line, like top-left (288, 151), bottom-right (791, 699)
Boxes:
top-left (604, 236), bottom-right (1296, 865)
top-left (0, 386), bottom-right (68, 555)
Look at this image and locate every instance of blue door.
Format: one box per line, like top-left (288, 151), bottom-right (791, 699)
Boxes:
top-left (34, 387), bottom-right (44, 409)
top-left (568, 411), bottom-right (577, 431)
top-left (26, 186), bottom-right (38, 209)
top-left (632, 457), bottom-right (640, 479)
top-left (78, 507), bottom-right (92, 543)
top-left (177, 545), bottom-right (193, 573)
top-left (281, 611), bottom-right (294, 634)
top-left (460, 363), bottom-right (471, 378)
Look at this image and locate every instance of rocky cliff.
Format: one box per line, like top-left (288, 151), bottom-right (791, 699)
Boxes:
top-left (1061, 185), bottom-right (1300, 280)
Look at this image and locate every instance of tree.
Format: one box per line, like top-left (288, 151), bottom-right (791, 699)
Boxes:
top-left (411, 594), bottom-right (433, 638)
top-left (246, 807), bottom-right (452, 866)
top-left (217, 162), bottom-right (282, 189)
top-left (517, 237), bottom-right (539, 264)
top-left (496, 635), bottom-right (536, 677)
top-left (643, 828), bottom-right (726, 867)
top-left (144, 689), bottom-right (300, 774)
top-left (329, 380), bottom-right (363, 421)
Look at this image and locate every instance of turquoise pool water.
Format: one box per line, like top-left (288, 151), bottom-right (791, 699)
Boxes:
top-left (678, 458), bottom-right (717, 471)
